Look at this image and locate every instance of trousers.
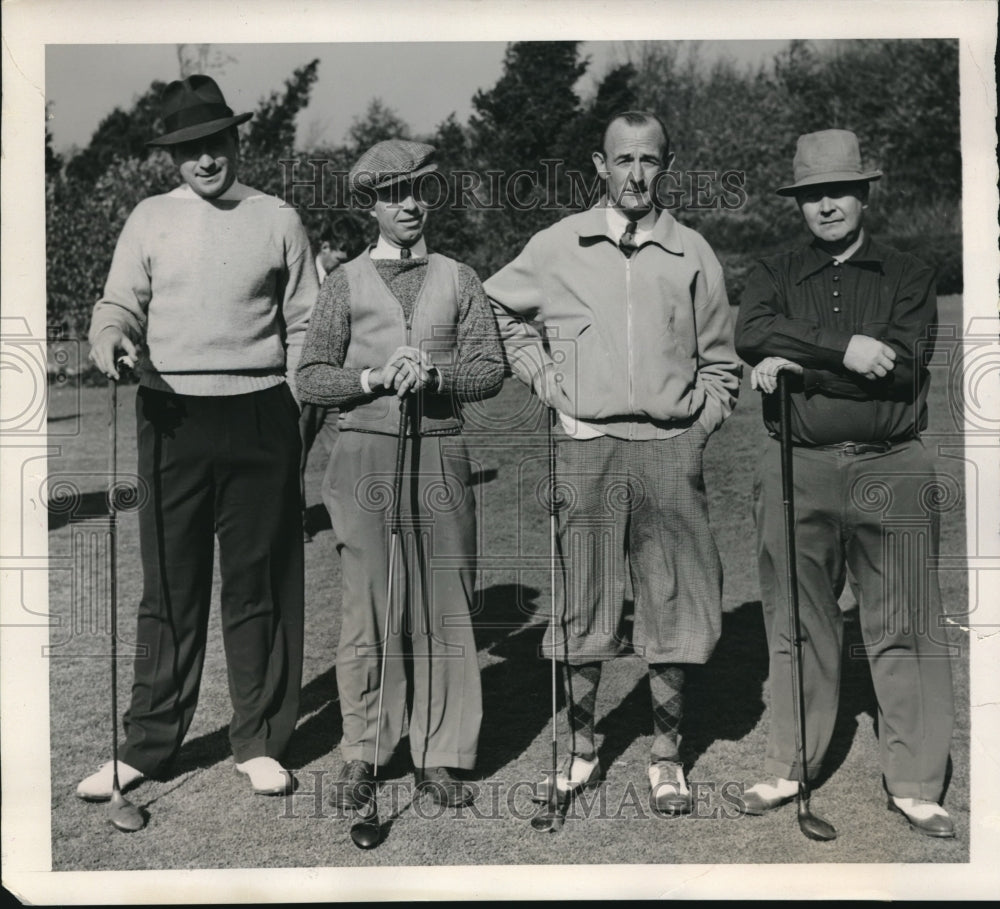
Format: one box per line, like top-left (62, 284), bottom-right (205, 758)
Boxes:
top-left (120, 384), bottom-right (304, 775)
top-left (545, 426), bottom-right (723, 665)
top-left (324, 429), bottom-right (482, 770)
top-left (753, 438), bottom-right (955, 799)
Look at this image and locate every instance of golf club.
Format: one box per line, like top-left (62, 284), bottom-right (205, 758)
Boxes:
top-left (107, 360), bottom-right (145, 833)
top-left (350, 395), bottom-right (410, 850)
top-left (531, 407), bottom-right (568, 833)
top-left (778, 371), bottom-right (837, 842)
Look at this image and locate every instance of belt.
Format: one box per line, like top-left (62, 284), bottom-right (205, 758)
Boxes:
top-left (770, 434), bottom-right (915, 455)
top-left (781, 437), bottom-right (915, 455)
top-left (806, 440), bottom-right (893, 455)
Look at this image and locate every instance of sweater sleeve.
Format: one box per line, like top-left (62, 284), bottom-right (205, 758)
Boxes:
top-left (278, 210), bottom-right (319, 400)
top-left (435, 264), bottom-right (506, 403)
top-left (88, 203), bottom-right (151, 347)
top-left (484, 239), bottom-right (555, 392)
top-left (693, 246), bottom-right (742, 433)
top-left (296, 269), bottom-right (372, 408)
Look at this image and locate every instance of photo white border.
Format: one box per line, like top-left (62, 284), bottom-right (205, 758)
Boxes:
top-left (2, 0), bottom-right (998, 901)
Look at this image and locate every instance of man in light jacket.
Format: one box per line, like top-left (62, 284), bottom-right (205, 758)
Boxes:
top-left (485, 111), bottom-right (741, 814)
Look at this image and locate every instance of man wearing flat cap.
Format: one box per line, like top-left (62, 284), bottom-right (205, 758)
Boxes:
top-left (735, 129), bottom-right (956, 837)
top-left (79, 75), bottom-right (316, 801)
top-left (297, 139), bottom-right (504, 808)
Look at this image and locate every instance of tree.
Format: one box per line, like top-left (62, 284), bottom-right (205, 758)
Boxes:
top-left (346, 98), bottom-right (412, 154)
top-left (64, 81), bottom-right (168, 184)
top-left (45, 104), bottom-right (63, 177)
top-left (467, 41), bottom-right (589, 275)
top-left (243, 59), bottom-right (321, 160)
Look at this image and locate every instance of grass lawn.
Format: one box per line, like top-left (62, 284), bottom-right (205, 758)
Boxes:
top-left (45, 296), bottom-right (969, 871)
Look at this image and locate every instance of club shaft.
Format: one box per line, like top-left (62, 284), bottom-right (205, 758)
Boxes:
top-left (778, 373), bottom-right (811, 801)
top-left (108, 378), bottom-right (121, 793)
top-left (372, 397), bottom-right (411, 778)
top-left (547, 408), bottom-right (558, 812)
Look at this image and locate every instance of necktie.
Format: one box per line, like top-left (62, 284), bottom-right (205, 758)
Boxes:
top-left (399, 247), bottom-right (411, 260)
top-left (619, 221), bottom-right (638, 256)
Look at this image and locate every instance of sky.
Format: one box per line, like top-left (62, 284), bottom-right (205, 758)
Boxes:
top-left (45, 40), bottom-right (792, 154)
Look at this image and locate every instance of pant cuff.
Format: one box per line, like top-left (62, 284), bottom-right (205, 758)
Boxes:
top-left (763, 757), bottom-right (823, 782)
top-left (411, 751), bottom-right (477, 771)
top-left (885, 782), bottom-right (945, 801)
top-left (341, 744), bottom-right (394, 767)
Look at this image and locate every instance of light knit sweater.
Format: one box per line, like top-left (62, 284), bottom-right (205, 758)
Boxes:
top-left (89, 182), bottom-right (317, 397)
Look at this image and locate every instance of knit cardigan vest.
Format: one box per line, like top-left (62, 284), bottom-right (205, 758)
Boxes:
top-left (339, 252), bottom-right (464, 436)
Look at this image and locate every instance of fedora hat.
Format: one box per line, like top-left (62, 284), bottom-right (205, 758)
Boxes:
top-left (348, 140), bottom-right (438, 195)
top-left (776, 129), bottom-right (882, 196)
top-left (146, 75), bottom-right (252, 147)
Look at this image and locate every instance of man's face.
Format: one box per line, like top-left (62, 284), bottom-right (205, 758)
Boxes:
top-left (171, 130), bottom-right (239, 199)
top-left (593, 119), bottom-right (671, 220)
top-left (370, 180), bottom-right (427, 248)
top-left (796, 182), bottom-right (868, 249)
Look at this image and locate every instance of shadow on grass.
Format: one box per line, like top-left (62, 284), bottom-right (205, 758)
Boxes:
top-left (813, 608), bottom-right (878, 790)
top-left (682, 600), bottom-right (770, 768)
top-left (303, 502), bottom-right (332, 538)
top-left (283, 666), bottom-right (345, 770)
top-left (48, 489), bottom-right (111, 531)
top-left (162, 666), bottom-right (346, 779)
top-left (470, 582), bottom-right (555, 779)
top-left (586, 601), bottom-right (771, 774)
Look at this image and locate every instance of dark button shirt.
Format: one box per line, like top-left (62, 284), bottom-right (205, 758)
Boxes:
top-left (735, 234), bottom-right (937, 445)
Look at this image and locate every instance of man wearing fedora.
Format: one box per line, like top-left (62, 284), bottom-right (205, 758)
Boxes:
top-left (80, 75), bottom-right (316, 800)
top-left (296, 139), bottom-right (504, 808)
top-left (735, 129), bottom-right (956, 837)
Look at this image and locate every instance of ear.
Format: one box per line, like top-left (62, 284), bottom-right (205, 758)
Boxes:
top-left (664, 150), bottom-right (676, 171)
top-left (592, 149), bottom-right (609, 179)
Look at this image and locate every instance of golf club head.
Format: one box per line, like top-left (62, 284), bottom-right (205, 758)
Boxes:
top-left (530, 808), bottom-right (566, 833)
top-left (350, 818), bottom-right (381, 850)
top-left (109, 789), bottom-right (146, 833)
top-left (798, 803), bottom-right (837, 841)
top-left (530, 790), bottom-right (569, 833)
top-left (349, 791), bottom-right (380, 849)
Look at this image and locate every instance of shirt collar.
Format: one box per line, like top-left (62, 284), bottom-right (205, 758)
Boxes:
top-left (794, 230), bottom-right (884, 283)
top-left (371, 235), bottom-right (428, 260)
top-left (576, 202), bottom-right (684, 255)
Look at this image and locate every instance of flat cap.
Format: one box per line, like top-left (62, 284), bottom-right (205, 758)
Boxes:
top-left (348, 139), bottom-right (438, 194)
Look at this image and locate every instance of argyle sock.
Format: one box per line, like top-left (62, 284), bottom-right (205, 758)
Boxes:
top-left (564, 662), bottom-right (601, 760)
top-left (649, 663), bottom-right (685, 763)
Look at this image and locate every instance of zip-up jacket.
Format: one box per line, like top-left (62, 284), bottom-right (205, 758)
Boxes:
top-left (484, 205), bottom-right (741, 440)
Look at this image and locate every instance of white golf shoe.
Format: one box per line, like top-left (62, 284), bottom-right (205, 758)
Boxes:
top-left (235, 756), bottom-right (294, 796)
top-left (76, 760), bottom-right (145, 802)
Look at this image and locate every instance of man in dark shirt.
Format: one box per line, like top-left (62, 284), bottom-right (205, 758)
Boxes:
top-left (735, 129), bottom-right (956, 838)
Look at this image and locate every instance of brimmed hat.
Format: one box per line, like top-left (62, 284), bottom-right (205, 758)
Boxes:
top-left (348, 140), bottom-right (438, 194)
top-left (776, 129), bottom-right (882, 196)
top-left (146, 75), bottom-right (252, 147)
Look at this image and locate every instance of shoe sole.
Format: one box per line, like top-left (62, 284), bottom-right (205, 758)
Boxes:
top-left (887, 799), bottom-right (955, 838)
